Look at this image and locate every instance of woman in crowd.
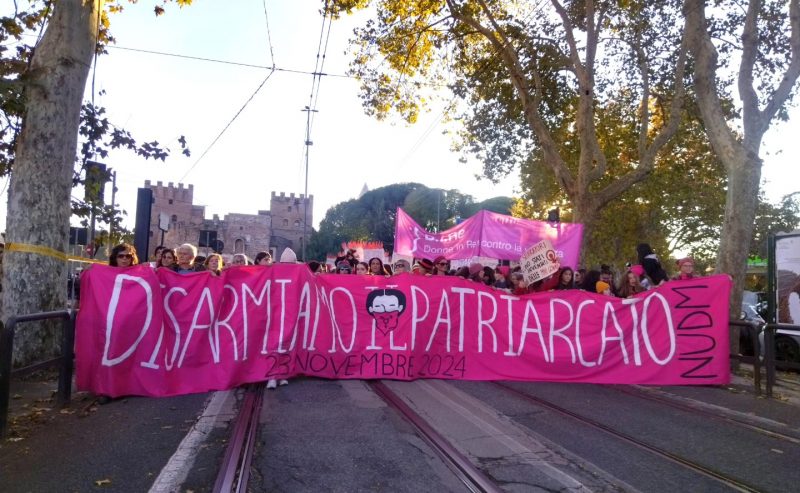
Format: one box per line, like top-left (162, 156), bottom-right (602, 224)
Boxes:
top-left (432, 256), bottom-right (450, 276)
top-left (493, 266), bottom-right (510, 289)
top-left (159, 248), bottom-right (176, 270)
top-left (617, 268), bottom-right (645, 298)
top-left (174, 243), bottom-right (199, 274)
top-left (454, 266), bottom-right (470, 279)
top-left (637, 243), bottom-right (668, 287)
top-left (151, 245), bottom-right (165, 267)
top-left (574, 268), bottom-right (586, 287)
top-left (481, 266), bottom-right (495, 287)
top-left (392, 259), bottom-right (410, 275)
top-left (414, 258), bottom-right (434, 275)
top-left (368, 257), bottom-right (388, 276)
top-left (336, 261), bottom-right (352, 274)
top-left (555, 267), bottom-right (575, 290)
top-left (673, 257), bottom-right (696, 280)
top-left (109, 243), bottom-right (138, 267)
top-left (468, 263), bottom-right (485, 283)
top-left (204, 254), bottom-right (223, 276)
top-left (231, 253), bottom-right (249, 267)
top-left (255, 251), bottom-right (273, 266)
top-left (510, 272), bottom-right (528, 296)
top-left (355, 261), bottom-right (371, 275)
top-left (581, 270), bottom-right (602, 292)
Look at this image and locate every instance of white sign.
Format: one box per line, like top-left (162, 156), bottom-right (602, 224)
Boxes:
top-left (159, 212), bottom-right (170, 232)
top-left (520, 239), bottom-right (560, 285)
top-left (776, 233), bottom-right (800, 325)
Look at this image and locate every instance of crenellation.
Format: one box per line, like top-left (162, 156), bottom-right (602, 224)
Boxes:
top-left (146, 183), bottom-right (312, 260)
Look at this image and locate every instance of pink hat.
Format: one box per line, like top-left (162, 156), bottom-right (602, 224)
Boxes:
top-left (469, 262), bottom-right (483, 275)
top-left (630, 265), bottom-right (645, 277)
top-left (676, 257), bottom-right (694, 268)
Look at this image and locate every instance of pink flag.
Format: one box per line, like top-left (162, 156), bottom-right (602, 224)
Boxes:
top-left (76, 265), bottom-right (731, 397)
top-left (393, 208), bottom-right (583, 266)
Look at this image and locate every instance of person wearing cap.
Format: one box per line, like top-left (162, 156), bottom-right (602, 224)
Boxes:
top-left (468, 262), bottom-right (484, 283)
top-left (596, 280), bottom-right (613, 296)
top-left (267, 248), bottom-right (298, 390)
top-left (414, 258), bottom-right (434, 275)
top-left (336, 261), bottom-right (352, 274)
top-left (673, 257), bottom-right (696, 280)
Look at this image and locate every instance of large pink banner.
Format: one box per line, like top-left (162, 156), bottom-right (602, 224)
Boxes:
top-left (76, 265), bottom-right (731, 397)
top-left (393, 208), bottom-right (584, 266)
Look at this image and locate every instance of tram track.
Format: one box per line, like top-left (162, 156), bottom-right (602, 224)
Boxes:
top-left (609, 385), bottom-right (800, 445)
top-left (212, 383), bottom-right (265, 493)
top-left (368, 381), bottom-right (504, 493)
top-left (493, 382), bottom-right (764, 493)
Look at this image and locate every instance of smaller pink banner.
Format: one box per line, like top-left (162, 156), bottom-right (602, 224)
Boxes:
top-left (393, 208), bottom-right (583, 266)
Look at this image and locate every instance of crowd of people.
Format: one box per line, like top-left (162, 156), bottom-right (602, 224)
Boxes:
top-left (109, 241), bottom-right (698, 301)
top-left (100, 240), bottom-right (699, 395)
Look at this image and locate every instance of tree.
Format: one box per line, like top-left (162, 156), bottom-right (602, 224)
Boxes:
top-left (308, 182), bottom-right (514, 259)
top-left (1, 0), bottom-right (102, 364)
top-left (0, 1), bottom-right (191, 365)
top-left (332, 0), bottom-right (689, 248)
top-left (683, 1), bottom-right (800, 330)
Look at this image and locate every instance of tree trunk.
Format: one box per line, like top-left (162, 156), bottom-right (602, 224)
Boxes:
top-left (1, 0), bottom-right (101, 365)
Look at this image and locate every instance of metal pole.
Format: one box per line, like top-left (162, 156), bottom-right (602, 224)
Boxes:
top-left (301, 106), bottom-right (318, 262)
top-left (108, 170), bottom-right (117, 256)
top-left (437, 189), bottom-right (440, 232)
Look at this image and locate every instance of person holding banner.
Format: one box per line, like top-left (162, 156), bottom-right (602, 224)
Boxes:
top-left (368, 257), bottom-right (389, 276)
top-left (392, 259), bottom-right (410, 275)
top-left (618, 268), bottom-right (646, 298)
top-left (355, 262), bottom-right (371, 275)
top-left (555, 267), bottom-right (575, 290)
top-left (109, 243), bottom-right (138, 267)
top-left (255, 251), bottom-right (273, 266)
top-left (204, 254), bottom-right (223, 276)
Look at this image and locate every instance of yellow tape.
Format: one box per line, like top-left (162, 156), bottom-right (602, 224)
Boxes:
top-left (6, 242), bottom-right (106, 264)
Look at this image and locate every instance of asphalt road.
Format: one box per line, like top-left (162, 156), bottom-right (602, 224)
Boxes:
top-left (4, 378), bottom-right (800, 492)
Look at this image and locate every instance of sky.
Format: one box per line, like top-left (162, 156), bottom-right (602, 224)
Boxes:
top-left (0, 0), bottom-right (798, 236)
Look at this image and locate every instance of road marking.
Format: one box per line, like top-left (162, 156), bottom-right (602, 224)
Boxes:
top-left (149, 390), bottom-right (235, 493)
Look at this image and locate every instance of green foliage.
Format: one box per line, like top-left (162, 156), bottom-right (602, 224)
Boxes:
top-left (1, 2), bottom-right (192, 235)
top-left (308, 182), bottom-right (514, 259)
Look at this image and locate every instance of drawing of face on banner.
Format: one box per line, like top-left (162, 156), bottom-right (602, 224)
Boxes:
top-left (366, 288), bottom-right (407, 335)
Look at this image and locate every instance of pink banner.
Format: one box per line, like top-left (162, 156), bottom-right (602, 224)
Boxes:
top-left (393, 208), bottom-right (584, 266)
top-left (76, 265), bottom-right (731, 397)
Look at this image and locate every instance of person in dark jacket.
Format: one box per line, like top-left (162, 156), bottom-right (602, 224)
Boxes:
top-left (636, 243), bottom-right (668, 287)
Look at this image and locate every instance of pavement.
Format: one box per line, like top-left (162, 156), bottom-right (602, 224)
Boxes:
top-left (2, 364), bottom-right (799, 491)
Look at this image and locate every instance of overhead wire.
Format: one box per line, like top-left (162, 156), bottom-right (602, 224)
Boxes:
top-left (177, 69), bottom-right (275, 182)
top-left (178, 0), bottom-right (279, 183)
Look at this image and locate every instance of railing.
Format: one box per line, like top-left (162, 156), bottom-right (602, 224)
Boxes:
top-left (731, 320), bottom-right (800, 398)
top-left (0, 310), bottom-right (77, 437)
top-left (730, 319), bottom-right (765, 394)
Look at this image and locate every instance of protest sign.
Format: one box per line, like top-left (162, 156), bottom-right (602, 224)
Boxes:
top-left (520, 239), bottom-right (561, 285)
top-left (76, 265), bottom-right (731, 397)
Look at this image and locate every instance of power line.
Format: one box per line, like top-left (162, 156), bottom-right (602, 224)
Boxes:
top-left (178, 69), bottom-right (276, 182)
top-left (107, 44), bottom-right (353, 78)
top-left (262, 0), bottom-right (276, 67)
